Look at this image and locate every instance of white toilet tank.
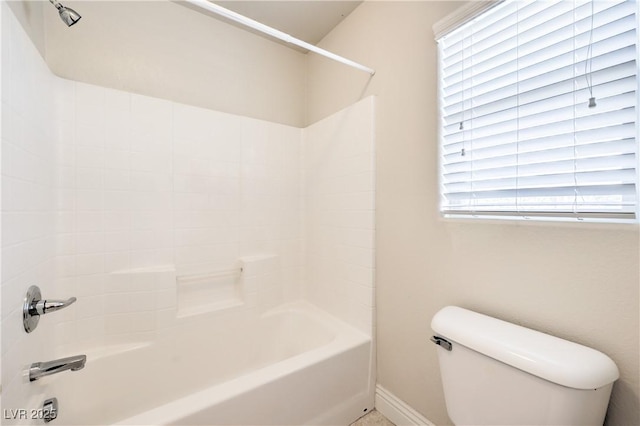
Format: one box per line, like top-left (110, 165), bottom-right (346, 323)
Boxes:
top-left (431, 306), bottom-right (619, 426)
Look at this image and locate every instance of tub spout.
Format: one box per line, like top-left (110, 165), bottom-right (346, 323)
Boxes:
top-left (29, 355), bottom-right (86, 382)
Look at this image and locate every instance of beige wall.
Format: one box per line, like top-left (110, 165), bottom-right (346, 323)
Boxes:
top-left (6, 0), bottom-right (46, 56)
top-left (306, 2), bottom-right (640, 425)
top-left (42, 1), bottom-right (306, 127)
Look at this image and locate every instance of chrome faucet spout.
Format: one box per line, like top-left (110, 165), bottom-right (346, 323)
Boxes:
top-left (29, 355), bottom-right (87, 382)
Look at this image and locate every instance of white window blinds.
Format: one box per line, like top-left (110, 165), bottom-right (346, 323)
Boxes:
top-left (437, 0), bottom-right (638, 221)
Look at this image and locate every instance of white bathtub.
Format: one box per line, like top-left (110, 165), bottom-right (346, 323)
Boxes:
top-left (49, 302), bottom-right (374, 425)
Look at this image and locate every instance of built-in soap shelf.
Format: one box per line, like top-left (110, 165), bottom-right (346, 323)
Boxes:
top-left (176, 261), bottom-right (244, 318)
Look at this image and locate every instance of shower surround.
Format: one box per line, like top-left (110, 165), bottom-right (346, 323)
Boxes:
top-left (52, 80), bottom-right (306, 350)
top-left (1, 4), bottom-right (375, 424)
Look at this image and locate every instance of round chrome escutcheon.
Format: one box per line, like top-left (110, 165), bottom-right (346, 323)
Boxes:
top-left (23, 285), bottom-right (42, 333)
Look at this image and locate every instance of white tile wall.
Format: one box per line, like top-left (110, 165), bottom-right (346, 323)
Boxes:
top-left (241, 254), bottom-right (282, 310)
top-left (1, 1), bottom-right (59, 416)
top-left (52, 84), bottom-right (304, 347)
top-left (304, 97), bottom-right (376, 334)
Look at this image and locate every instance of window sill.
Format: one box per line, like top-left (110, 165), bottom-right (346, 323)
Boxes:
top-left (439, 213), bottom-right (639, 230)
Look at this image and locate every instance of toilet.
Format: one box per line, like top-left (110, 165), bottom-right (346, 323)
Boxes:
top-left (431, 306), bottom-right (619, 425)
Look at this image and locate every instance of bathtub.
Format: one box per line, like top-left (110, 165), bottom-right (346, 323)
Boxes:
top-left (49, 302), bottom-right (374, 425)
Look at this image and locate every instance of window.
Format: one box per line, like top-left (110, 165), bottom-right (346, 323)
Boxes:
top-left (437, 0), bottom-right (638, 221)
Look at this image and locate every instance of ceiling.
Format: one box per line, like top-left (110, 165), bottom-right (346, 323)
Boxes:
top-left (211, 1), bottom-right (362, 45)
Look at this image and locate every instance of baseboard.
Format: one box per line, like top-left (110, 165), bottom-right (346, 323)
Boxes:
top-left (374, 385), bottom-right (435, 426)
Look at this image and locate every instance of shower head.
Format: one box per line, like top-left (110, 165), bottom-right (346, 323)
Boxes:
top-left (49, 0), bottom-right (81, 27)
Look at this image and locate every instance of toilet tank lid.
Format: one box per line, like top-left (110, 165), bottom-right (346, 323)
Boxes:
top-left (431, 306), bottom-right (619, 390)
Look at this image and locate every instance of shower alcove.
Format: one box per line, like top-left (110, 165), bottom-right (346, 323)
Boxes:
top-left (0, 2), bottom-right (376, 424)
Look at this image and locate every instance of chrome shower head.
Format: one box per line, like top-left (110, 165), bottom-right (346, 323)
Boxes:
top-left (49, 0), bottom-right (81, 27)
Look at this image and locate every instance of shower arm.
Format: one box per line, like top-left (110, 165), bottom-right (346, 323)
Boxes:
top-left (49, 0), bottom-right (63, 10)
top-left (183, 0), bottom-right (376, 76)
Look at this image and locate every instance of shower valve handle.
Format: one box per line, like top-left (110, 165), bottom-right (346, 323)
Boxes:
top-left (33, 297), bottom-right (77, 315)
top-left (23, 285), bottom-right (77, 333)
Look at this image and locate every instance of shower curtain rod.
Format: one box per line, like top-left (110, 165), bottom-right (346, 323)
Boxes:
top-left (184, 0), bottom-right (376, 76)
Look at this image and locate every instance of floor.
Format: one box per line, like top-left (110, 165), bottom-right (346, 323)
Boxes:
top-left (349, 409), bottom-right (396, 426)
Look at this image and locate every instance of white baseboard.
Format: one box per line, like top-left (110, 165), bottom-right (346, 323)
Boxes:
top-left (374, 385), bottom-right (435, 426)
